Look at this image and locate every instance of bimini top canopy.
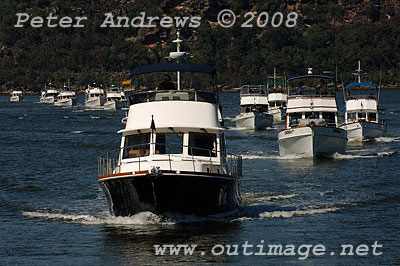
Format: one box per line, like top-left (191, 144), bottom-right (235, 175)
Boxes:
top-left (287, 74), bottom-right (335, 82)
top-left (131, 63), bottom-right (216, 76)
top-left (346, 82), bottom-right (377, 88)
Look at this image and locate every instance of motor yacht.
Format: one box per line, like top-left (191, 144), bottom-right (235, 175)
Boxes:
top-left (234, 85), bottom-right (273, 129)
top-left (278, 70), bottom-right (347, 158)
top-left (104, 85), bottom-right (127, 110)
top-left (40, 83), bottom-right (58, 103)
top-left (10, 90), bottom-right (23, 102)
top-left (97, 32), bottom-right (242, 216)
top-left (266, 68), bottom-right (287, 122)
top-left (339, 61), bottom-right (387, 141)
top-left (85, 83), bottom-right (105, 107)
top-left (54, 84), bottom-right (76, 107)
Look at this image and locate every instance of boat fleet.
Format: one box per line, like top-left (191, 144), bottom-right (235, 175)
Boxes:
top-left (13, 81), bottom-right (128, 110)
top-left (7, 32), bottom-right (389, 217)
top-left (95, 32), bottom-right (389, 217)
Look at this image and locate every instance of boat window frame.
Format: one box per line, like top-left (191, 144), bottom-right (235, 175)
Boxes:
top-left (122, 133), bottom-right (151, 159)
top-left (289, 113), bottom-right (302, 128)
top-left (321, 112), bottom-right (336, 126)
top-left (155, 132), bottom-right (184, 155)
top-left (188, 132), bottom-right (218, 157)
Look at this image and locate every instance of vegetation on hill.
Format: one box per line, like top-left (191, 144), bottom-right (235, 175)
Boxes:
top-left (0, 0), bottom-right (399, 91)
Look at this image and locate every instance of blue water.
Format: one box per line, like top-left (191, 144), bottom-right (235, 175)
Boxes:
top-left (0, 92), bottom-right (399, 265)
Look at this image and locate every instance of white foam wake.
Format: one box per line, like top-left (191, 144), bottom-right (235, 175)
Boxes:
top-left (377, 151), bottom-right (399, 157)
top-left (70, 131), bottom-right (84, 134)
top-left (241, 154), bottom-right (309, 160)
top-left (258, 207), bottom-right (339, 219)
top-left (22, 211), bottom-right (172, 225)
top-left (247, 194), bottom-right (298, 204)
top-left (332, 153), bottom-right (377, 160)
top-left (375, 137), bottom-right (400, 143)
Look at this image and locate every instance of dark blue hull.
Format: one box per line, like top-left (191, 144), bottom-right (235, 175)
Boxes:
top-left (99, 172), bottom-right (241, 216)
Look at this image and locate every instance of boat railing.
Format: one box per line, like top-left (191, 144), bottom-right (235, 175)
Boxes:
top-left (98, 143), bottom-right (242, 179)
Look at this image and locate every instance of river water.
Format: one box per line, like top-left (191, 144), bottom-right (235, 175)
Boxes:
top-left (0, 91), bottom-right (399, 265)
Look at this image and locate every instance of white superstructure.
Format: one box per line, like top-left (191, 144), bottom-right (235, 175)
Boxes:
top-left (10, 90), bottom-right (23, 102)
top-left (54, 85), bottom-right (76, 107)
top-left (85, 83), bottom-right (105, 107)
top-left (278, 73), bottom-right (347, 158)
top-left (339, 61), bottom-right (386, 141)
top-left (235, 85), bottom-right (273, 129)
top-left (104, 85), bottom-right (127, 110)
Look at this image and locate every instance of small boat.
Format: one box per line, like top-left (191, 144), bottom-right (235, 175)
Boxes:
top-left (266, 68), bottom-right (287, 122)
top-left (54, 84), bottom-right (76, 107)
top-left (40, 83), bottom-right (59, 103)
top-left (85, 83), bottom-right (105, 107)
top-left (339, 61), bottom-right (387, 141)
top-left (10, 90), bottom-right (23, 102)
top-left (235, 85), bottom-right (273, 129)
top-left (97, 32), bottom-right (242, 216)
top-left (104, 85), bottom-right (127, 110)
top-left (278, 69), bottom-right (347, 158)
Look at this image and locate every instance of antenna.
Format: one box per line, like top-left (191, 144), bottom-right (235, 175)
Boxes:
top-left (268, 67), bottom-right (282, 91)
top-left (352, 60), bottom-right (367, 83)
top-left (171, 30), bottom-right (185, 90)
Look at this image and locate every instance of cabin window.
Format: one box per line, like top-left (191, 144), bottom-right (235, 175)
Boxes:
top-left (220, 133), bottom-right (226, 155)
top-left (305, 112), bottom-right (318, 119)
top-left (270, 102), bottom-right (276, 108)
top-left (188, 132), bottom-right (217, 157)
top-left (369, 112), bottom-right (377, 122)
top-left (155, 133), bottom-right (183, 154)
top-left (289, 113), bottom-right (302, 127)
top-left (123, 133), bottom-right (150, 158)
top-left (357, 112), bottom-right (366, 120)
top-left (347, 112), bottom-right (356, 121)
top-left (322, 112), bottom-right (336, 125)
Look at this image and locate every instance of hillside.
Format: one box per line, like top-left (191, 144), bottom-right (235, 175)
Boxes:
top-left (1, 0), bottom-right (399, 90)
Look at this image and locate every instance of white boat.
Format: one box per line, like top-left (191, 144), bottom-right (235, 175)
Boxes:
top-left (235, 85), bottom-right (273, 129)
top-left (10, 90), bottom-right (23, 102)
top-left (278, 71), bottom-right (347, 158)
top-left (85, 83), bottom-right (105, 107)
top-left (339, 61), bottom-right (387, 141)
top-left (40, 83), bottom-right (58, 103)
top-left (266, 68), bottom-right (287, 122)
top-left (104, 85), bottom-right (127, 110)
top-left (54, 85), bottom-right (76, 107)
top-left (97, 32), bottom-right (242, 216)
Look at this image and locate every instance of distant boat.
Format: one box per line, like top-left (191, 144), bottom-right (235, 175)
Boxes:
top-left (85, 83), bottom-right (105, 107)
top-left (54, 84), bottom-right (76, 107)
top-left (10, 90), bottom-right (23, 102)
top-left (97, 31), bottom-right (242, 216)
top-left (234, 85), bottom-right (273, 129)
top-left (266, 68), bottom-right (287, 122)
top-left (40, 83), bottom-right (59, 103)
top-left (278, 69), bottom-right (347, 158)
top-left (339, 61), bottom-right (387, 141)
top-left (104, 85), bottom-right (127, 110)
